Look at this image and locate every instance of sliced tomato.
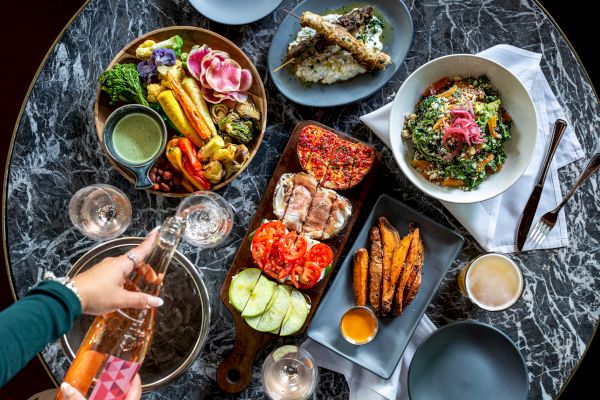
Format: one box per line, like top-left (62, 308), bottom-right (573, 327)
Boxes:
top-left (278, 232), bottom-right (307, 262)
top-left (253, 221), bottom-right (286, 244)
top-left (263, 260), bottom-right (290, 280)
top-left (306, 243), bottom-right (334, 268)
top-left (290, 262), bottom-right (321, 290)
top-left (251, 239), bottom-right (274, 267)
top-left (251, 221), bottom-right (286, 267)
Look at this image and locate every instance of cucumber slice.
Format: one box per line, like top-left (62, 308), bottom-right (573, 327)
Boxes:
top-left (229, 268), bottom-right (262, 312)
top-left (256, 285), bottom-right (291, 332)
top-left (241, 276), bottom-right (277, 317)
top-left (280, 289), bottom-right (310, 336)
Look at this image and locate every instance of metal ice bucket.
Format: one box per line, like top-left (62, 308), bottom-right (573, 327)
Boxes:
top-left (60, 237), bottom-right (211, 391)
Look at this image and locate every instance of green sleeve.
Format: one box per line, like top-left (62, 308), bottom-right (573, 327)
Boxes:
top-left (0, 281), bottom-right (82, 386)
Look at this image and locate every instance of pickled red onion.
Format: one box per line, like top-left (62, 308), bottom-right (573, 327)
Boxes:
top-left (442, 106), bottom-right (484, 160)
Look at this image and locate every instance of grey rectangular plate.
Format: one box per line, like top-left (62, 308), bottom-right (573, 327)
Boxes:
top-left (307, 194), bottom-right (464, 379)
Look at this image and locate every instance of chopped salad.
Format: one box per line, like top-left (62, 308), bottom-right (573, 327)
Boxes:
top-left (402, 76), bottom-right (512, 190)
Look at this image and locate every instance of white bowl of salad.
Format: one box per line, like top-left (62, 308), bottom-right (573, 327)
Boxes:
top-left (388, 54), bottom-right (537, 203)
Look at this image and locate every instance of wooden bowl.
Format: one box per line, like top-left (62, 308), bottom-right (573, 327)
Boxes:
top-left (94, 26), bottom-right (267, 197)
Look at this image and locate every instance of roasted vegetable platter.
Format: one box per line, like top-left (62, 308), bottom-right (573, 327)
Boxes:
top-left (215, 120), bottom-right (380, 393)
top-left (94, 26), bottom-right (267, 196)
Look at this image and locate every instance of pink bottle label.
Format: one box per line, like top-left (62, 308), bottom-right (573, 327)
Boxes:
top-left (89, 355), bottom-right (141, 400)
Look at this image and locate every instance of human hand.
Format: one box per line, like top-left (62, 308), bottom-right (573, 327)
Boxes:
top-left (59, 374), bottom-right (142, 400)
top-left (72, 229), bottom-right (163, 315)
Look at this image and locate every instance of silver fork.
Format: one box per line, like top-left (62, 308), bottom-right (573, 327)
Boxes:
top-left (530, 152), bottom-right (600, 246)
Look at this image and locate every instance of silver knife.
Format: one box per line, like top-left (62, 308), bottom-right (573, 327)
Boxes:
top-left (515, 119), bottom-right (567, 251)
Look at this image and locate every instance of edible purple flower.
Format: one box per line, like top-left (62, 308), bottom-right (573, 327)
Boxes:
top-left (137, 60), bottom-right (157, 83)
top-left (150, 48), bottom-right (176, 67)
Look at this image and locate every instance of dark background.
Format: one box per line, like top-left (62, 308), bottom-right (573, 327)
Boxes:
top-left (0, 0), bottom-right (596, 399)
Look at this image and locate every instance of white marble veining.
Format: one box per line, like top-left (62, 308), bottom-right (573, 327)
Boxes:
top-left (4, 0), bottom-right (600, 399)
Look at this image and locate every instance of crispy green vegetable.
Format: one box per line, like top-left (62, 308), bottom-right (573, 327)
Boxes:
top-left (219, 112), bottom-right (254, 144)
top-left (235, 99), bottom-right (260, 120)
top-left (98, 63), bottom-right (149, 107)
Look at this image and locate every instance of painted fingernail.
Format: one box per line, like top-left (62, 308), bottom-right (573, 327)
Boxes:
top-left (61, 382), bottom-right (75, 396)
top-left (148, 296), bottom-right (164, 307)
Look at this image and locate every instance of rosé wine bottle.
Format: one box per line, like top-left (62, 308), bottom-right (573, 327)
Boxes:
top-left (56, 217), bottom-right (184, 400)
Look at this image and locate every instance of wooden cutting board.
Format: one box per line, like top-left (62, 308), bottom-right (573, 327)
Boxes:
top-left (216, 120), bottom-right (380, 393)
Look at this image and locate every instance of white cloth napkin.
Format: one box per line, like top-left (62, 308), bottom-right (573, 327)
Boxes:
top-left (360, 45), bottom-right (585, 252)
top-left (302, 316), bottom-right (435, 400)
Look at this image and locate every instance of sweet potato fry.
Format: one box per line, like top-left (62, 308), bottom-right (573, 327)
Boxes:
top-left (393, 227), bottom-right (420, 316)
top-left (382, 233), bottom-right (411, 314)
top-left (404, 269), bottom-right (421, 306)
top-left (404, 237), bottom-right (424, 307)
top-left (379, 217), bottom-right (400, 315)
top-left (353, 248), bottom-right (369, 306)
top-left (368, 226), bottom-right (383, 314)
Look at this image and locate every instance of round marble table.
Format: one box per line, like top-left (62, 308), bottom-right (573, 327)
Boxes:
top-left (3, 0), bottom-right (599, 398)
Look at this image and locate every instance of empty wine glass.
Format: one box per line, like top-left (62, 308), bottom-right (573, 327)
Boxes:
top-left (261, 345), bottom-right (319, 400)
top-left (175, 191), bottom-right (235, 248)
top-left (68, 184), bottom-right (132, 241)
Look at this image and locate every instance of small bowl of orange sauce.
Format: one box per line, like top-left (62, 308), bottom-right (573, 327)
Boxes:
top-left (340, 306), bottom-right (378, 345)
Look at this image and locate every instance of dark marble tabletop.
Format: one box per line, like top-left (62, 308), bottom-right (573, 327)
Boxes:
top-left (4, 0), bottom-right (599, 399)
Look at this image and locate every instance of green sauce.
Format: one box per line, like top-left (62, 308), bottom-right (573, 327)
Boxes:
top-left (112, 113), bottom-right (163, 164)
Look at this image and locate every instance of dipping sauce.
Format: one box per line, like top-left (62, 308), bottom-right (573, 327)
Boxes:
top-left (340, 306), bottom-right (378, 345)
top-left (459, 253), bottom-right (523, 311)
top-left (112, 113), bottom-right (163, 164)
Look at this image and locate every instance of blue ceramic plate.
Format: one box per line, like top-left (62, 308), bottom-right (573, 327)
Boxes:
top-left (307, 195), bottom-right (464, 379)
top-left (268, 0), bottom-right (413, 107)
top-left (409, 321), bottom-right (529, 400)
top-left (188, 0), bottom-right (283, 25)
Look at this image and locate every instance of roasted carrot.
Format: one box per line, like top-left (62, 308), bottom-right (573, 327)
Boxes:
top-left (168, 72), bottom-right (212, 141)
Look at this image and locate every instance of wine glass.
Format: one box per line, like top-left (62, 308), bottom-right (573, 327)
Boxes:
top-left (261, 345), bottom-right (319, 400)
top-left (68, 184), bottom-right (132, 241)
top-left (175, 191), bottom-right (235, 248)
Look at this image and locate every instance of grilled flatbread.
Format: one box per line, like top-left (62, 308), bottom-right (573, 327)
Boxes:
top-left (393, 227), bottom-right (420, 316)
top-left (353, 248), bottom-right (369, 306)
top-left (368, 226), bottom-right (383, 314)
top-left (382, 233), bottom-right (411, 314)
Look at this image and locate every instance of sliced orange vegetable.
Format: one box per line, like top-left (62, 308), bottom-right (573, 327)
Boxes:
top-left (476, 153), bottom-right (495, 172)
top-left (432, 117), bottom-right (445, 131)
top-left (436, 85), bottom-right (457, 98)
top-left (168, 72), bottom-right (212, 140)
top-left (442, 178), bottom-right (465, 187)
top-left (488, 115), bottom-right (500, 138)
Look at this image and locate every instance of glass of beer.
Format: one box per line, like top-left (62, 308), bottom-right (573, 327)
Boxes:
top-left (458, 253), bottom-right (524, 311)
